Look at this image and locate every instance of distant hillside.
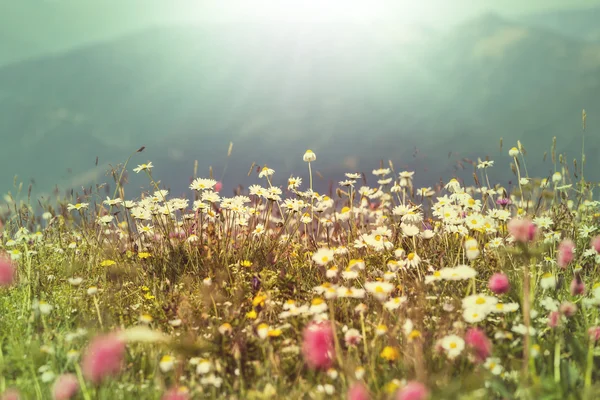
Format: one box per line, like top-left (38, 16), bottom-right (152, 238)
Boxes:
top-left (1, 15), bottom-right (599, 202)
top-left (520, 6), bottom-right (600, 42)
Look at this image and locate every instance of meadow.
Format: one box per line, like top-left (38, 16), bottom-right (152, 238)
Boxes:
top-left (2, 135), bottom-right (600, 400)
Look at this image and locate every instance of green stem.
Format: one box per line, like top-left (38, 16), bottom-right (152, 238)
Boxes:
top-left (554, 335), bottom-right (561, 384)
top-left (75, 363), bottom-right (93, 400)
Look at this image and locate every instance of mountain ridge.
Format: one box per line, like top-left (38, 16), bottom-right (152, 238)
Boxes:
top-left (1, 13), bottom-right (599, 200)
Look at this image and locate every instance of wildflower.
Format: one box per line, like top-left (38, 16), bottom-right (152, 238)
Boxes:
top-left (560, 301), bottom-right (577, 317)
top-left (1, 389), bottom-right (21, 400)
top-left (403, 252), bottom-right (422, 269)
top-left (218, 323), bottom-right (233, 335)
top-left (540, 273), bottom-right (557, 290)
top-left (548, 311), bottom-right (561, 328)
top-left (310, 298), bottom-right (328, 314)
top-left (258, 166), bottom-right (275, 178)
top-left (365, 281), bottom-right (395, 301)
top-left (133, 162), bottom-right (153, 173)
top-left (66, 350), bottom-right (79, 362)
top-left (464, 237), bottom-right (479, 260)
top-left (312, 248), bottom-right (335, 266)
top-left (159, 355), bottom-right (175, 373)
top-left (348, 259), bottom-right (365, 270)
top-left (588, 326), bottom-right (600, 341)
top-left (341, 268), bottom-right (358, 280)
top-left (161, 387), bottom-right (190, 400)
top-left (440, 265), bottom-right (477, 281)
top-left (303, 149), bottom-right (316, 162)
top-left (256, 323), bottom-right (270, 339)
top-left (508, 147), bottom-right (519, 157)
top-left (465, 328), bottom-right (492, 363)
top-left (317, 384), bottom-right (335, 395)
top-left (288, 176), bottom-right (302, 190)
top-left (557, 239), bottom-right (575, 269)
top-left (507, 218), bottom-right (537, 243)
top-left (384, 296), bottom-right (407, 311)
top-left (200, 374), bottom-right (223, 388)
top-left (444, 178), bottom-right (462, 193)
top-left (477, 160), bottom-right (494, 169)
top-left (511, 324), bottom-right (536, 336)
top-left (552, 171), bottom-right (562, 183)
top-left (396, 381), bottom-right (429, 400)
top-left (375, 324), bottom-right (388, 336)
top-left (87, 286), bottom-right (98, 296)
top-left (399, 171), bottom-right (415, 187)
top-left (440, 335), bottom-right (465, 359)
top-left (490, 302), bottom-right (520, 314)
top-left (67, 203), bottom-right (89, 211)
top-left (302, 322), bottom-right (335, 370)
top-left (190, 178), bottom-right (216, 191)
top-left (463, 308), bottom-right (486, 323)
top-left (570, 277), bottom-right (585, 295)
top-left (483, 358), bottom-right (504, 375)
top-left (380, 346), bottom-right (399, 361)
top-left (325, 266), bottom-right (339, 279)
top-left (0, 256), bottom-right (15, 286)
top-left (37, 300), bottom-right (53, 315)
top-left (344, 329), bottom-right (362, 346)
top-left (196, 359), bottom-right (211, 375)
top-left (488, 273), bottom-right (510, 294)
top-left (424, 271), bottom-right (442, 284)
top-left (347, 382), bottom-right (370, 400)
top-left (591, 236), bottom-right (600, 253)
top-left (421, 229), bottom-right (435, 239)
top-left (337, 287), bottom-right (365, 299)
top-left (355, 366), bottom-right (366, 380)
top-left (139, 313), bottom-right (153, 324)
top-left (52, 373), bottom-right (79, 400)
top-left (100, 259), bottom-right (116, 267)
top-left (82, 333), bottom-right (126, 384)
top-left (401, 223), bottom-right (420, 237)
top-left (463, 294), bottom-right (498, 310)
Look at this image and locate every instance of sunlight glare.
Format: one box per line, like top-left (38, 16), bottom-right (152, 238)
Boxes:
top-left (249, 0), bottom-right (392, 25)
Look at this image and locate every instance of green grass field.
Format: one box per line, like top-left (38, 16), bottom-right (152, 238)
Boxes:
top-left (2, 140), bottom-right (600, 400)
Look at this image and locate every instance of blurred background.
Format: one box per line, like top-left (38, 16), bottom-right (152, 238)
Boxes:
top-left (1, 0), bottom-right (599, 202)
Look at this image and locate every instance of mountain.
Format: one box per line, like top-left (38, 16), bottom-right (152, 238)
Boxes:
top-left (1, 14), bottom-right (599, 203)
top-left (519, 7), bottom-right (600, 42)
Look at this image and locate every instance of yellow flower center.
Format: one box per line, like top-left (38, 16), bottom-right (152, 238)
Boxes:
top-left (312, 298), bottom-right (324, 306)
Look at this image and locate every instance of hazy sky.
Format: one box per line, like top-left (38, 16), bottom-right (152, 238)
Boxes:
top-left (2, 0), bottom-right (600, 64)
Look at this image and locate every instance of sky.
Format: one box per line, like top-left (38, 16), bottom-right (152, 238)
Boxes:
top-left (1, 0), bottom-right (600, 65)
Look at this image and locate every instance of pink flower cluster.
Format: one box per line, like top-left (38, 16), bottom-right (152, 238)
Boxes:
top-left (82, 333), bottom-right (126, 384)
top-left (0, 255), bottom-right (15, 286)
top-left (507, 218), bottom-right (537, 243)
top-left (52, 374), bottom-right (79, 400)
top-left (397, 382), bottom-right (429, 400)
top-left (465, 328), bottom-right (492, 363)
top-left (302, 321), bottom-right (335, 370)
top-left (162, 388), bottom-right (190, 400)
top-left (488, 273), bottom-right (510, 294)
top-left (347, 382), bottom-right (370, 400)
top-left (557, 239), bottom-right (575, 269)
